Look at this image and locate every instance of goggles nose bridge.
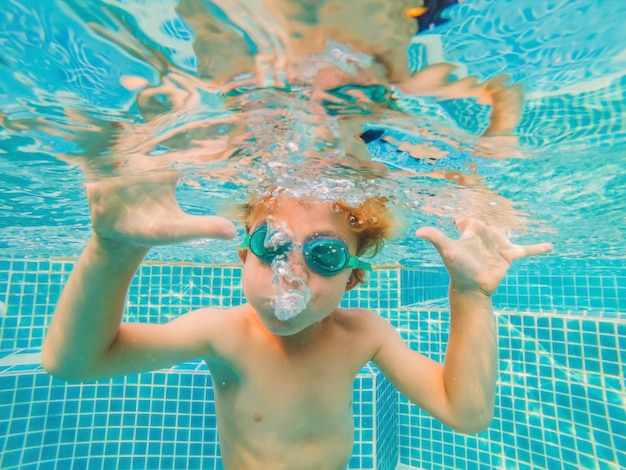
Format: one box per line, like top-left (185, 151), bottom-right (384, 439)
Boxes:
top-left (281, 243), bottom-right (306, 268)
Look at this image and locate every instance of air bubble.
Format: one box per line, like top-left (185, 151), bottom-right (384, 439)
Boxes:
top-left (270, 258), bottom-right (311, 321)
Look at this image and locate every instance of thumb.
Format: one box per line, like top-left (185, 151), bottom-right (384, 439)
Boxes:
top-left (172, 215), bottom-right (237, 241)
top-left (415, 226), bottom-right (451, 251)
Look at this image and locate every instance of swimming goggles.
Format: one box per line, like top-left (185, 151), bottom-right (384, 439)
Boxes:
top-left (240, 224), bottom-right (372, 277)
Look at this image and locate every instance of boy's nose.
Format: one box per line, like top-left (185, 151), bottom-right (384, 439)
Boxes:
top-left (284, 249), bottom-right (308, 279)
top-left (272, 252), bottom-right (308, 292)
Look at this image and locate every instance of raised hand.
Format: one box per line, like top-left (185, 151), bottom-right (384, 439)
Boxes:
top-left (416, 218), bottom-right (553, 296)
top-left (87, 171), bottom-right (236, 248)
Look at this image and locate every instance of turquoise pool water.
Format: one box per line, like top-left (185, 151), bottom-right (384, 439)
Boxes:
top-left (1, 0), bottom-right (625, 469)
top-left (1, 260), bottom-right (624, 468)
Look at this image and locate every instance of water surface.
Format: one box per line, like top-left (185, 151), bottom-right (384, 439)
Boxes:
top-left (1, 0), bottom-right (624, 266)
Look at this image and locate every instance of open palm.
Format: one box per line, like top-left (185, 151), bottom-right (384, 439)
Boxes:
top-left (86, 171), bottom-right (236, 248)
top-left (417, 218), bottom-right (553, 296)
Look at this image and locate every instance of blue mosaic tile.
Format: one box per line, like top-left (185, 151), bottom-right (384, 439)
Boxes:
top-left (2, 255), bottom-right (625, 469)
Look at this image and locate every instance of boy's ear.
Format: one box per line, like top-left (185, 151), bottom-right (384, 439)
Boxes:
top-left (345, 270), bottom-right (361, 291)
top-left (238, 249), bottom-right (248, 264)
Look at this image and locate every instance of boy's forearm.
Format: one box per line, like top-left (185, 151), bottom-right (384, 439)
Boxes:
top-left (443, 286), bottom-right (498, 433)
top-left (42, 236), bottom-right (149, 380)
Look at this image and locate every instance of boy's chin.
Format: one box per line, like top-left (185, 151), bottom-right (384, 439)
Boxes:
top-left (258, 313), bottom-right (308, 336)
top-left (255, 308), bottom-right (319, 337)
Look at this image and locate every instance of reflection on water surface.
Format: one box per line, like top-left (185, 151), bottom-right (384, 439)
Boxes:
top-left (0, 0), bottom-right (624, 263)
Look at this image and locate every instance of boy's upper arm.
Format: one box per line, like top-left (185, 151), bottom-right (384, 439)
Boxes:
top-left (90, 307), bottom-right (225, 380)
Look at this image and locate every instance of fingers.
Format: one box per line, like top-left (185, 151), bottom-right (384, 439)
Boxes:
top-left (483, 82), bottom-right (524, 137)
top-left (416, 219), bottom-right (487, 247)
top-left (174, 215), bottom-right (237, 241)
top-left (415, 226), bottom-right (451, 251)
top-left (454, 217), bottom-right (490, 235)
top-left (454, 218), bottom-right (473, 232)
top-left (485, 74), bottom-right (510, 91)
top-left (515, 242), bottom-right (554, 259)
top-left (418, 218), bottom-right (554, 261)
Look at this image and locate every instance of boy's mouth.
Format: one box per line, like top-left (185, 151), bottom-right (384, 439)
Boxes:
top-left (270, 258), bottom-right (311, 321)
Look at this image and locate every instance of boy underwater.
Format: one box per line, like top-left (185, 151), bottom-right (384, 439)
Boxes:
top-left (42, 173), bottom-right (552, 469)
top-left (42, 1), bottom-right (553, 468)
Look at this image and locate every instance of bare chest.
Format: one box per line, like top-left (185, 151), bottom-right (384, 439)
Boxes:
top-left (217, 345), bottom-right (357, 423)
top-left (210, 352), bottom-right (357, 468)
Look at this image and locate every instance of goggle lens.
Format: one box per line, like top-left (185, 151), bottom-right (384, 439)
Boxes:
top-left (248, 226), bottom-right (291, 263)
top-left (304, 237), bottom-right (350, 276)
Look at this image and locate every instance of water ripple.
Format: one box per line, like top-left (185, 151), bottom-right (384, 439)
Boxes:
top-left (0, 0), bottom-right (624, 262)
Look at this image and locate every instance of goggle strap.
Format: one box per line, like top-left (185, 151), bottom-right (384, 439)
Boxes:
top-left (239, 235), bottom-right (251, 250)
top-left (346, 257), bottom-right (373, 272)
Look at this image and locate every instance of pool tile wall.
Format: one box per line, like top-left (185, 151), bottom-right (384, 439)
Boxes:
top-left (392, 309), bottom-right (625, 469)
top-left (0, 260), bottom-right (73, 350)
top-left (350, 366), bottom-right (398, 470)
top-left (376, 372), bottom-right (399, 470)
top-left (0, 361), bottom-right (395, 470)
top-left (0, 365), bottom-right (221, 470)
top-left (400, 261), bottom-right (626, 314)
top-left (396, 262), bottom-right (625, 469)
top-left (0, 257), bottom-right (624, 469)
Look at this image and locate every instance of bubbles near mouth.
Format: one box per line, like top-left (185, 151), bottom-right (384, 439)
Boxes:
top-left (270, 257), bottom-right (311, 321)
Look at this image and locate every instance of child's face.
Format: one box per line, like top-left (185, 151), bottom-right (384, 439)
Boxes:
top-left (240, 198), bottom-right (360, 336)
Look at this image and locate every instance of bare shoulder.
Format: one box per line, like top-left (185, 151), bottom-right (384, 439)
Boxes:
top-left (172, 304), bottom-right (250, 351)
top-left (333, 307), bottom-right (395, 331)
top-left (331, 307), bottom-right (401, 353)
